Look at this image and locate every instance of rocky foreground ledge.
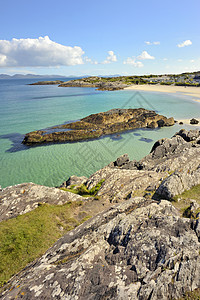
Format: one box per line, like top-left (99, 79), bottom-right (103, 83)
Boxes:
top-left (22, 108), bottom-right (174, 145)
top-left (1, 129), bottom-right (200, 299)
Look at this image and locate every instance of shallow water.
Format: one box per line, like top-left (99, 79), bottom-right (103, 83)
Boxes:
top-left (0, 78), bottom-right (199, 188)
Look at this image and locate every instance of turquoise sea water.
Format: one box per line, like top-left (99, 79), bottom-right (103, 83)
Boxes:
top-left (0, 78), bottom-right (200, 188)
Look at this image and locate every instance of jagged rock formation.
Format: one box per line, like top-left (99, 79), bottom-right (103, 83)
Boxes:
top-left (1, 198), bottom-right (200, 299)
top-left (22, 108), bottom-right (174, 145)
top-left (1, 129), bottom-right (200, 299)
top-left (80, 129), bottom-right (200, 203)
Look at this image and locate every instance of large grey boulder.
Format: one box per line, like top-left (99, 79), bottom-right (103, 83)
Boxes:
top-left (173, 128), bottom-right (200, 142)
top-left (114, 153), bottom-right (130, 167)
top-left (60, 175), bottom-right (87, 188)
top-left (1, 199), bottom-right (200, 300)
top-left (150, 135), bottom-right (187, 159)
top-left (155, 164), bottom-right (200, 199)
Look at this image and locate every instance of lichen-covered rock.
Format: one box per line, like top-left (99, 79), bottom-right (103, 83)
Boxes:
top-left (1, 199), bottom-right (200, 299)
top-left (1, 129), bottom-right (200, 299)
top-left (0, 183), bottom-right (85, 222)
top-left (155, 164), bottom-right (200, 199)
top-left (138, 132), bottom-right (200, 174)
top-left (85, 165), bottom-right (165, 203)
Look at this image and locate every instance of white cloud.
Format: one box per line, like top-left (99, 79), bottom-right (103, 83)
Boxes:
top-left (137, 51), bottom-right (155, 60)
top-left (84, 56), bottom-right (92, 63)
top-left (190, 59), bottom-right (195, 63)
top-left (102, 50), bottom-right (117, 64)
top-left (0, 36), bottom-right (84, 67)
top-left (145, 41), bottom-right (160, 45)
top-left (123, 57), bottom-right (144, 68)
top-left (163, 58), bottom-right (168, 61)
top-left (84, 56), bottom-right (98, 65)
top-left (177, 40), bottom-right (192, 48)
top-left (178, 59), bottom-right (183, 62)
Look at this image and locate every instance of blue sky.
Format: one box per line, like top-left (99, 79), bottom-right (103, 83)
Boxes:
top-left (0, 0), bottom-right (199, 76)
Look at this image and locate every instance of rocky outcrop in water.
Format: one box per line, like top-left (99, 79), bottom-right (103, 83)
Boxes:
top-left (22, 108), bottom-right (174, 145)
top-left (59, 77), bottom-right (129, 90)
top-left (190, 118), bottom-right (199, 124)
top-left (29, 77), bottom-right (129, 90)
top-left (29, 80), bottom-right (64, 85)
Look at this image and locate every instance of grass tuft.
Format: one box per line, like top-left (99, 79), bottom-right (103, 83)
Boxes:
top-left (60, 179), bottom-right (105, 197)
top-left (171, 184), bottom-right (200, 218)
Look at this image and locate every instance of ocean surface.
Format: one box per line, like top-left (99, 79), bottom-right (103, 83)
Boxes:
top-left (0, 78), bottom-right (200, 189)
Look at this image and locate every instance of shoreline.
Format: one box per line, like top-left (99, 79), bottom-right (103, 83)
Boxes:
top-left (125, 84), bottom-right (200, 102)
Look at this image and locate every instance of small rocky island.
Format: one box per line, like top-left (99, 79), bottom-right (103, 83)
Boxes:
top-left (22, 108), bottom-right (174, 145)
top-left (29, 77), bottom-right (129, 90)
top-left (58, 77), bottom-right (129, 90)
top-left (29, 80), bottom-right (64, 85)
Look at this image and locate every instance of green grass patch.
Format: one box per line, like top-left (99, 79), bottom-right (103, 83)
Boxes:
top-left (178, 288), bottom-right (200, 299)
top-left (0, 201), bottom-right (91, 286)
top-left (172, 184), bottom-right (200, 217)
top-left (173, 184), bottom-right (200, 203)
top-left (61, 179), bottom-right (105, 197)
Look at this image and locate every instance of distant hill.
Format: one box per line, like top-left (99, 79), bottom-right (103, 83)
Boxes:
top-left (0, 74), bottom-right (68, 80)
top-left (0, 73), bottom-right (126, 80)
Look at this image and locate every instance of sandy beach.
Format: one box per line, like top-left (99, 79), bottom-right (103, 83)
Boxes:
top-left (125, 84), bottom-right (200, 102)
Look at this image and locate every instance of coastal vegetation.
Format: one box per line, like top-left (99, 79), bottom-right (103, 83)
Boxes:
top-left (30, 71), bottom-right (200, 91)
top-left (172, 184), bottom-right (200, 218)
top-left (0, 201), bottom-right (91, 286)
top-left (60, 179), bottom-right (105, 197)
